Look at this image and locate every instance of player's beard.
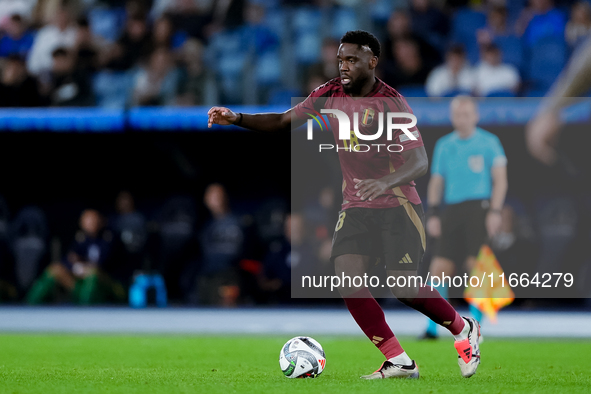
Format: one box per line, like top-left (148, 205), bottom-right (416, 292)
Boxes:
top-left (342, 74), bottom-right (371, 96)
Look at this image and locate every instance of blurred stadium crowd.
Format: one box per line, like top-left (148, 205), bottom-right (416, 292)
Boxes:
top-left (0, 184), bottom-right (341, 306)
top-left (0, 0), bottom-right (590, 107)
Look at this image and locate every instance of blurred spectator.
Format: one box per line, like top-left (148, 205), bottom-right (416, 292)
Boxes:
top-left (125, 0), bottom-right (151, 18)
top-left (0, 13), bottom-right (34, 58)
top-left (425, 44), bottom-right (475, 97)
top-left (565, 1), bottom-right (591, 47)
top-left (0, 54), bottom-right (44, 106)
top-left (154, 195), bottom-right (197, 302)
top-left (26, 5), bottom-right (77, 76)
top-left (519, 0), bottom-right (567, 47)
top-left (0, 194), bottom-right (10, 300)
top-left (74, 16), bottom-right (106, 74)
top-left (409, 0), bottom-right (450, 49)
top-left (477, 6), bottom-right (512, 46)
top-left (108, 191), bottom-right (147, 285)
top-left (152, 12), bottom-right (187, 51)
top-left (26, 209), bottom-right (120, 305)
top-left (473, 44), bottom-right (520, 96)
top-left (152, 0), bottom-right (242, 42)
top-left (102, 13), bottom-right (152, 71)
top-left (240, 1), bottom-right (279, 51)
top-left (32, 0), bottom-right (81, 27)
top-left (176, 38), bottom-right (206, 106)
top-left (0, 0), bottom-right (35, 23)
top-left (305, 38), bottom-right (339, 84)
top-left (42, 47), bottom-right (94, 106)
top-left (383, 10), bottom-right (442, 64)
top-left (382, 36), bottom-right (432, 89)
top-left (196, 183), bottom-right (244, 306)
top-left (206, 1), bottom-right (279, 104)
top-left (10, 206), bottom-right (48, 296)
top-left (132, 46), bottom-right (180, 106)
top-left (257, 213), bottom-right (296, 304)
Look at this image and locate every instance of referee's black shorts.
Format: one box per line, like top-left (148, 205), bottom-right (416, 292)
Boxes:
top-left (435, 199), bottom-right (489, 264)
top-left (330, 203), bottom-right (426, 271)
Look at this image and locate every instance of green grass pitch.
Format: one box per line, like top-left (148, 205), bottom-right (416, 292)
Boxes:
top-left (0, 334), bottom-right (589, 393)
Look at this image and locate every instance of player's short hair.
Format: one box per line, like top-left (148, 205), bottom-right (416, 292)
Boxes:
top-left (340, 30), bottom-right (381, 58)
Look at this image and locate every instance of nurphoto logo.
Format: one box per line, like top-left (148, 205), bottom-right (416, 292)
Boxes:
top-left (305, 109), bottom-right (419, 153)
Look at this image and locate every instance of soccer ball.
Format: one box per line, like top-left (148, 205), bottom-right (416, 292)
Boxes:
top-left (279, 336), bottom-right (326, 378)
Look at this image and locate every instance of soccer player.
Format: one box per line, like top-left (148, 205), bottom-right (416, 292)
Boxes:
top-left (421, 96), bottom-right (508, 340)
top-left (208, 30), bottom-right (481, 379)
top-left (526, 36), bottom-right (591, 166)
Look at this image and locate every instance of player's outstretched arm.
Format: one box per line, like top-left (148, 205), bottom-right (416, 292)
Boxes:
top-left (207, 106), bottom-right (295, 133)
top-left (526, 36), bottom-right (591, 165)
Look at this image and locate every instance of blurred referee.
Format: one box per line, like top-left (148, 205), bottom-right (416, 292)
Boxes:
top-left (422, 96), bottom-right (508, 339)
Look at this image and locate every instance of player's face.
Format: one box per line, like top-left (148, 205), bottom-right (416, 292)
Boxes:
top-left (337, 43), bottom-right (376, 95)
top-left (451, 100), bottom-right (479, 135)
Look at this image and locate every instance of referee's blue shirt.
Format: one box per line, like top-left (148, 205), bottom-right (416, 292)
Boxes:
top-left (431, 127), bottom-right (507, 205)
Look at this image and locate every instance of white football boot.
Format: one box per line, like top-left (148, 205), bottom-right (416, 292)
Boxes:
top-left (361, 360), bottom-right (419, 379)
top-left (454, 317), bottom-right (481, 378)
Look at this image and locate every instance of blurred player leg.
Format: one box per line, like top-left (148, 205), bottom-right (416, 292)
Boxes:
top-left (422, 256), bottom-right (455, 339)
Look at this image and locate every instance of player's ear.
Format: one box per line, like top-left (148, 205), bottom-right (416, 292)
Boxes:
top-left (369, 56), bottom-right (378, 70)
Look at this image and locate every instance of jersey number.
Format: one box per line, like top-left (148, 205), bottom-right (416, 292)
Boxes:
top-left (335, 212), bottom-right (346, 231)
top-left (342, 130), bottom-right (360, 151)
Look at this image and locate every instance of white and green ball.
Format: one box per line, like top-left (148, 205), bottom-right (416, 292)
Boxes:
top-left (279, 336), bottom-right (326, 378)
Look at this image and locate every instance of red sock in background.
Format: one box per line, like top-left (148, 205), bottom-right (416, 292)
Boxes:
top-left (343, 288), bottom-right (404, 359)
top-left (405, 285), bottom-right (465, 335)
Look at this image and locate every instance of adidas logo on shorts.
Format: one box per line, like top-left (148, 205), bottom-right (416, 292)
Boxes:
top-left (399, 253), bottom-right (413, 264)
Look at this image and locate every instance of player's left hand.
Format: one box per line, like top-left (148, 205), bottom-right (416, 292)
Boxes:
top-left (485, 210), bottom-right (502, 238)
top-left (353, 178), bottom-right (389, 201)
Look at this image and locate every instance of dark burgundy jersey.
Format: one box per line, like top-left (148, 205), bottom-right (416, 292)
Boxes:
top-left (293, 77), bottom-right (424, 210)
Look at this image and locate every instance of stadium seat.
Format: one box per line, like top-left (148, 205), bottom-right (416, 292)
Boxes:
top-left (330, 7), bottom-right (359, 39)
top-left (256, 50), bottom-right (282, 87)
top-left (451, 8), bottom-right (487, 64)
top-left (88, 7), bottom-right (126, 43)
top-left (263, 6), bottom-right (287, 38)
top-left (291, 7), bottom-right (322, 65)
top-left (494, 35), bottom-right (524, 71)
top-left (207, 30), bottom-right (248, 103)
top-left (526, 37), bottom-right (567, 92)
top-left (396, 85), bottom-right (428, 98)
top-left (93, 70), bottom-right (136, 109)
top-left (506, 0), bottom-right (527, 26)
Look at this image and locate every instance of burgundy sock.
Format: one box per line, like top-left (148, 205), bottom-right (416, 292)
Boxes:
top-left (406, 285), bottom-right (465, 335)
top-left (343, 288), bottom-right (404, 359)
